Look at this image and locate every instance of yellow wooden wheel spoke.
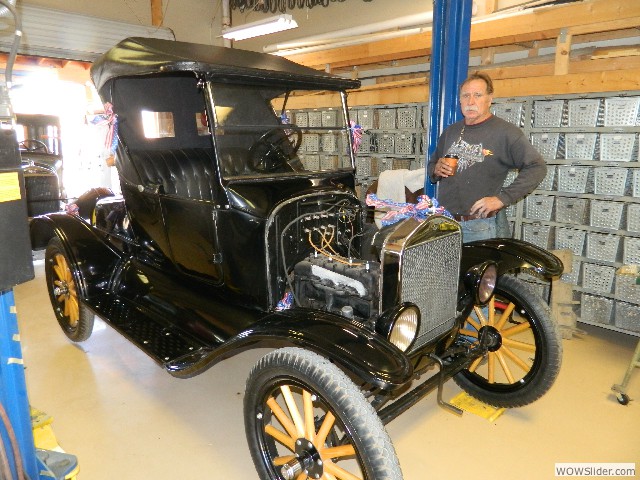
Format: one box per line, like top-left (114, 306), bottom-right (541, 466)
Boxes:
top-left (488, 352), bottom-right (495, 383)
top-left (303, 390), bottom-right (315, 442)
top-left (459, 329), bottom-right (478, 339)
top-left (265, 424), bottom-right (295, 451)
top-left (473, 306), bottom-right (488, 326)
top-left (315, 411), bottom-right (335, 448)
top-left (468, 356), bottom-right (483, 373)
top-left (320, 444), bottom-right (356, 460)
top-left (465, 316), bottom-right (481, 331)
top-left (500, 344), bottom-right (532, 372)
top-left (266, 397), bottom-right (298, 439)
top-left (501, 321), bottom-right (531, 338)
top-left (495, 350), bottom-right (515, 383)
top-left (281, 385), bottom-right (305, 438)
top-left (494, 301), bottom-right (516, 331)
top-left (322, 472), bottom-right (338, 480)
top-left (487, 296), bottom-right (495, 325)
top-left (273, 455), bottom-right (295, 466)
top-left (324, 460), bottom-right (362, 480)
top-left (502, 337), bottom-right (536, 352)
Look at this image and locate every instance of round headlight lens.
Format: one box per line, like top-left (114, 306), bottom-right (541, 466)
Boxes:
top-left (388, 306), bottom-right (420, 352)
top-left (477, 263), bottom-right (498, 304)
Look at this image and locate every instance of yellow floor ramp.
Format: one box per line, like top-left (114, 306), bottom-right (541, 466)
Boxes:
top-left (449, 392), bottom-right (506, 422)
top-left (31, 407), bottom-right (80, 479)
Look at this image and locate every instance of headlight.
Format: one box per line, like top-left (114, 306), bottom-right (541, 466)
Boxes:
top-left (464, 261), bottom-right (498, 305)
top-left (376, 303), bottom-right (420, 352)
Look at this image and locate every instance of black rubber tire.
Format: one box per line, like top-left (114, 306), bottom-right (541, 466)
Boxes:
top-left (617, 393), bottom-right (630, 406)
top-left (45, 237), bottom-right (95, 342)
top-left (454, 275), bottom-right (562, 408)
top-left (244, 347), bottom-right (402, 480)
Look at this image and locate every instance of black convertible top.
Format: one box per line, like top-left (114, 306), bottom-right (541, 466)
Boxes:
top-left (91, 37), bottom-right (360, 93)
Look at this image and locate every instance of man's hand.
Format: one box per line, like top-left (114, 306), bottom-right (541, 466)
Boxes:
top-left (470, 196), bottom-right (504, 218)
top-left (433, 157), bottom-right (455, 177)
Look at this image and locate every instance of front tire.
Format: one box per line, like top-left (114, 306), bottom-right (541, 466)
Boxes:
top-left (454, 275), bottom-right (562, 408)
top-left (244, 347), bottom-right (402, 480)
top-left (45, 237), bottom-right (94, 342)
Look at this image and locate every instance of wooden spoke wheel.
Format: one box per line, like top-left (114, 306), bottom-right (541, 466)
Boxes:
top-left (244, 347), bottom-right (402, 480)
top-left (455, 275), bottom-right (562, 408)
top-left (45, 237), bottom-right (94, 342)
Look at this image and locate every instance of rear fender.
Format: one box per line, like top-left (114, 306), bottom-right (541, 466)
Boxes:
top-left (461, 238), bottom-right (564, 278)
top-left (170, 310), bottom-right (413, 391)
top-left (30, 213), bottom-right (121, 298)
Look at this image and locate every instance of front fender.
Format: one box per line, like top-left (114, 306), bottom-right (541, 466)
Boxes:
top-left (30, 213), bottom-right (121, 298)
top-left (168, 309), bottom-right (413, 392)
top-left (461, 238), bottom-right (563, 278)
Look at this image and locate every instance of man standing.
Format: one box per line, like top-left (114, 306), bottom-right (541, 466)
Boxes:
top-left (428, 72), bottom-right (546, 242)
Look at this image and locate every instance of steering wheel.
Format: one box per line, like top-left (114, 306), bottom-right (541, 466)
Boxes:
top-left (249, 127), bottom-right (302, 173)
top-left (19, 139), bottom-right (50, 153)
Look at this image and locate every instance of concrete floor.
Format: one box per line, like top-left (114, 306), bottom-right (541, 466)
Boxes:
top-left (12, 259), bottom-right (640, 479)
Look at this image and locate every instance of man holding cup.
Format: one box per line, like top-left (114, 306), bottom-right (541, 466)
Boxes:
top-left (428, 71), bottom-right (546, 242)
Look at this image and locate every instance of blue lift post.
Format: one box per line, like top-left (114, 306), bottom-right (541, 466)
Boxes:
top-left (425, 0), bottom-right (473, 198)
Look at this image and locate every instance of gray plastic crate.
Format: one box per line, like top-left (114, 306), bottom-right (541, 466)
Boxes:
top-left (582, 263), bottom-right (615, 294)
top-left (294, 111), bottom-right (309, 127)
top-left (299, 154), bottom-right (320, 171)
top-left (565, 133), bottom-right (597, 160)
top-left (615, 268), bottom-right (640, 305)
top-left (377, 108), bottom-right (397, 130)
top-left (623, 237), bottom-right (640, 265)
top-left (301, 133), bottom-right (320, 152)
top-left (589, 200), bottom-right (624, 229)
top-left (376, 133), bottom-right (395, 154)
top-left (522, 224), bottom-right (552, 249)
top-left (555, 227), bottom-right (586, 256)
top-left (561, 259), bottom-right (581, 285)
top-left (377, 157), bottom-right (393, 174)
top-left (586, 232), bottom-right (620, 262)
top-left (356, 109), bottom-right (375, 129)
top-left (526, 195), bottom-right (554, 221)
top-left (634, 170), bottom-right (640, 197)
top-left (357, 131), bottom-right (372, 154)
top-left (567, 98), bottom-right (601, 127)
top-left (319, 155), bottom-right (339, 170)
top-left (534, 99), bottom-right (564, 127)
top-left (355, 157), bottom-right (378, 177)
top-left (557, 166), bottom-right (591, 193)
top-left (627, 204), bottom-right (640, 233)
top-left (492, 102), bottom-right (524, 126)
top-left (321, 109), bottom-right (338, 127)
top-left (614, 301), bottom-right (640, 333)
top-left (600, 133), bottom-right (636, 162)
top-left (580, 293), bottom-right (613, 324)
top-left (397, 107), bottom-right (417, 129)
top-left (604, 96), bottom-right (640, 127)
top-left (307, 110), bottom-right (322, 127)
top-left (594, 167), bottom-right (628, 196)
top-left (503, 169), bottom-right (518, 187)
top-left (394, 132), bottom-right (414, 155)
top-left (538, 166), bottom-right (556, 191)
top-left (530, 132), bottom-right (560, 159)
top-left (555, 197), bottom-right (588, 224)
top-left (321, 133), bottom-right (337, 153)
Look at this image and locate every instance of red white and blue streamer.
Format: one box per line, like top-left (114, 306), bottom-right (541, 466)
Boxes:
top-left (366, 193), bottom-right (452, 226)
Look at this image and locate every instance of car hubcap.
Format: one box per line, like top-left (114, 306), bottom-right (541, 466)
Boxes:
top-left (51, 253), bottom-right (79, 327)
top-left (461, 295), bottom-right (536, 384)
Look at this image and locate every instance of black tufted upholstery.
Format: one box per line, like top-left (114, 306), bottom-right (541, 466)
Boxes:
top-left (129, 149), bottom-right (217, 201)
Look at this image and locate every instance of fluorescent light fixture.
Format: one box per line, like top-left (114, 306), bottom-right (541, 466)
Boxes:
top-left (221, 14), bottom-right (298, 41)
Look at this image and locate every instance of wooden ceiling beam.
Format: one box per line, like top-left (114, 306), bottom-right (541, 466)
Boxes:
top-left (284, 0), bottom-right (640, 70)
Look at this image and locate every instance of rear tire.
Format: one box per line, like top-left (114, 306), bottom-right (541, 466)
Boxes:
top-left (45, 237), bottom-right (94, 342)
top-left (454, 275), bottom-right (562, 407)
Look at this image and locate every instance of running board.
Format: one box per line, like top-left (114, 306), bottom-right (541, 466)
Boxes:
top-left (85, 293), bottom-right (214, 372)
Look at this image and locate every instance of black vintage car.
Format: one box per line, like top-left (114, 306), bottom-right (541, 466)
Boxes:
top-left (18, 114), bottom-right (65, 217)
top-left (31, 37), bottom-right (563, 479)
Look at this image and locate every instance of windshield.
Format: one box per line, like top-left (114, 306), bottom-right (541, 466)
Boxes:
top-left (210, 83), bottom-right (353, 178)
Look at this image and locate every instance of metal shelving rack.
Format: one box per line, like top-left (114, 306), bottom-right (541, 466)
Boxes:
top-left (495, 91), bottom-right (640, 337)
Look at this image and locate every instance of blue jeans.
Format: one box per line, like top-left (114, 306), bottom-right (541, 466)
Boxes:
top-left (460, 217), bottom-right (496, 243)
